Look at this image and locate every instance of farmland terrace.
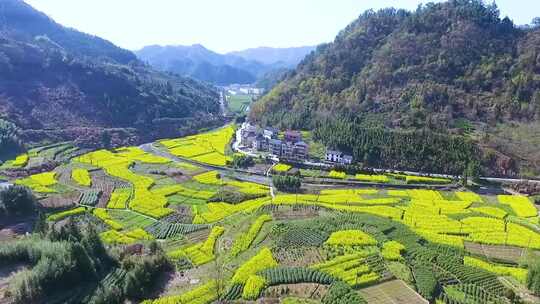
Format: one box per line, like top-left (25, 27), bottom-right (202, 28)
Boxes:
top-left (0, 124), bottom-right (539, 304)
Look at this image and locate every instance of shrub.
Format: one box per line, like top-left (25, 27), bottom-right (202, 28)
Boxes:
top-left (230, 154), bottom-right (254, 168)
top-left (0, 185), bottom-right (38, 217)
top-left (0, 225), bottom-right (110, 303)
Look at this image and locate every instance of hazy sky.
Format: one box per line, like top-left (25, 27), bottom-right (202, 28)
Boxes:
top-left (25, 0), bottom-right (539, 54)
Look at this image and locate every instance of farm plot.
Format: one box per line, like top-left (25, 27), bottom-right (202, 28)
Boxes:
top-left (167, 226), bottom-right (225, 265)
top-left (159, 125), bottom-right (235, 166)
top-left (75, 148), bottom-right (177, 218)
top-left (78, 189), bottom-right (101, 206)
top-left (12, 128), bottom-right (540, 304)
top-left (227, 94), bottom-right (252, 114)
top-left (464, 242), bottom-right (527, 263)
top-left (145, 221), bottom-right (208, 239)
top-left (359, 280), bottom-right (428, 304)
top-left (15, 171), bottom-right (58, 193)
top-left (39, 192), bottom-right (80, 209)
top-left (107, 210), bottom-right (156, 230)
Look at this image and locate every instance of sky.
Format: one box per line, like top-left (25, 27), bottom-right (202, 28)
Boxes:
top-left (24, 0), bottom-right (540, 54)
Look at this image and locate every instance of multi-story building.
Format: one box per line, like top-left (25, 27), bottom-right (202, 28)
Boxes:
top-left (269, 139), bottom-right (283, 156)
top-left (248, 126), bottom-right (309, 161)
top-left (252, 134), bottom-right (268, 151)
top-left (284, 130), bottom-right (302, 143)
top-left (293, 141), bottom-right (308, 160)
top-left (263, 127), bottom-right (278, 140)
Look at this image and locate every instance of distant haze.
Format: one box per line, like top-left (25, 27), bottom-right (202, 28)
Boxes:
top-left (24, 0), bottom-right (540, 53)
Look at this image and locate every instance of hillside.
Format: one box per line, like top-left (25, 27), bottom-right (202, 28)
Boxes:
top-left (0, 0), bottom-right (136, 64)
top-left (0, 0), bottom-right (221, 151)
top-left (250, 0), bottom-right (540, 177)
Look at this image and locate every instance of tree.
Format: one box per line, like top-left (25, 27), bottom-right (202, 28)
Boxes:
top-left (0, 185), bottom-right (37, 217)
top-left (532, 17), bottom-right (540, 28)
top-left (101, 132), bottom-right (112, 149)
top-left (228, 154), bottom-right (254, 169)
top-left (272, 174), bottom-right (301, 192)
top-left (528, 261), bottom-right (540, 295)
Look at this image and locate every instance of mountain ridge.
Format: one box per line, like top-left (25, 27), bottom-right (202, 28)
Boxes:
top-left (250, 0), bottom-right (540, 177)
top-left (228, 45), bottom-right (316, 66)
top-left (135, 44), bottom-right (315, 86)
top-left (0, 0), bottom-right (222, 151)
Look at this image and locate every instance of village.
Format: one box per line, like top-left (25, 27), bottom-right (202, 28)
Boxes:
top-left (236, 122), bottom-right (354, 166)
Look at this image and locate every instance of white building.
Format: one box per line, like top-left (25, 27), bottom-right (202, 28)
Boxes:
top-left (326, 149), bottom-right (353, 165)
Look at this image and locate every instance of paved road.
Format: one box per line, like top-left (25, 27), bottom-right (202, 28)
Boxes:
top-left (142, 131), bottom-right (540, 191)
top-left (231, 123), bottom-right (540, 185)
top-left (219, 91), bottom-right (227, 117)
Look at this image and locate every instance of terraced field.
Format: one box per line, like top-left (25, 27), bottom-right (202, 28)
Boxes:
top-left (2, 125), bottom-right (540, 304)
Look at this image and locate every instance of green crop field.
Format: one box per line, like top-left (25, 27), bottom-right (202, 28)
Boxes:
top-left (227, 94), bottom-right (252, 114)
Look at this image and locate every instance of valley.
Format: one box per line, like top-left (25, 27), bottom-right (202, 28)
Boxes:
top-left (1, 123), bottom-right (540, 304)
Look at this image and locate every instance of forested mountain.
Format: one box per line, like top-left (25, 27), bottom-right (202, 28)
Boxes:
top-left (0, 0), bottom-right (221, 151)
top-left (250, 0), bottom-right (540, 177)
top-left (136, 44), bottom-right (259, 85)
top-left (136, 44), bottom-right (315, 86)
top-left (229, 46), bottom-right (316, 66)
top-left (0, 0), bottom-right (136, 64)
